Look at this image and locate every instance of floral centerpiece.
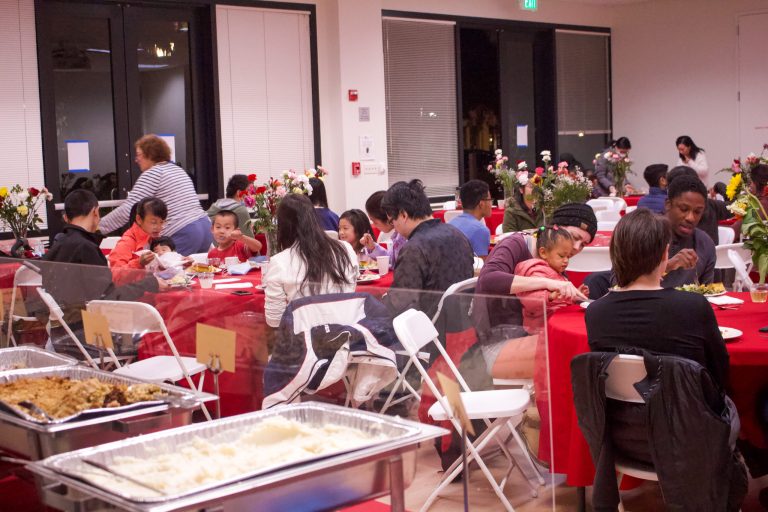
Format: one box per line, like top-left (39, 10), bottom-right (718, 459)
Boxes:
top-left (595, 149), bottom-right (633, 197)
top-left (529, 151), bottom-right (592, 217)
top-left (721, 147), bottom-right (768, 284)
top-left (488, 149), bottom-right (528, 201)
top-left (244, 170), bottom-right (315, 257)
top-left (0, 185), bottom-right (53, 257)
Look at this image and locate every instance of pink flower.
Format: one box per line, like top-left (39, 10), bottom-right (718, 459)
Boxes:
top-left (276, 186), bottom-right (287, 197)
top-left (487, 164), bottom-right (493, 171)
top-left (243, 195), bottom-right (255, 208)
top-left (535, 167), bottom-right (544, 176)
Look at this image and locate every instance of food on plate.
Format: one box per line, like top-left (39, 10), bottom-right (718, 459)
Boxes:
top-left (190, 263), bottom-right (217, 273)
top-left (358, 260), bottom-right (377, 270)
top-left (675, 282), bottom-right (725, 296)
top-left (0, 377), bottom-right (166, 420)
top-left (167, 274), bottom-right (191, 287)
top-left (96, 416), bottom-right (384, 495)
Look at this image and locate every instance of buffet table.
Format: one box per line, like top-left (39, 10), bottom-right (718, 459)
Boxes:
top-left (139, 268), bottom-right (395, 417)
top-left (541, 292), bottom-right (768, 487)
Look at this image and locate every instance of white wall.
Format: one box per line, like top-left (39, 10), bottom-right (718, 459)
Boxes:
top-left (610, 0), bottom-right (768, 188)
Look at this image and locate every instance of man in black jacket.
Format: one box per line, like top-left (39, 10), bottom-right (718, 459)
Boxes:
top-left (39, 189), bottom-right (163, 357)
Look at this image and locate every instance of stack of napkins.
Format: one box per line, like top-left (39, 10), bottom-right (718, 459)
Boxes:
top-left (226, 262), bottom-right (252, 275)
top-left (706, 295), bottom-right (744, 306)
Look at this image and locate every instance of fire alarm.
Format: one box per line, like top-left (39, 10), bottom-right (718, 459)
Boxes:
top-left (352, 162), bottom-right (361, 176)
top-left (348, 89), bottom-right (358, 102)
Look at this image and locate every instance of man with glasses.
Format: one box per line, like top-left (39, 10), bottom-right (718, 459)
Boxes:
top-left (448, 179), bottom-right (493, 258)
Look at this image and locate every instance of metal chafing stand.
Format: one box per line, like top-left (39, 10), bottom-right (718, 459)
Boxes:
top-left (29, 403), bottom-right (448, 512)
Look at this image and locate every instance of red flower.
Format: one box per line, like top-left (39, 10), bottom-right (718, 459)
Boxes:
top-left (763, 185), bottom-right (768, 197)
top-left (535, 167), bottom-right (544, 176)
top-left (531, 175), bottom-right (543, 185)
top-left (763, 143), bottom-right (768, 150)
top-left (247, 173), bottom-right (257, 182)
top-left (29, 187), bottom-right (40, 197)
top-left (256, 186), bottom-right (267, 194)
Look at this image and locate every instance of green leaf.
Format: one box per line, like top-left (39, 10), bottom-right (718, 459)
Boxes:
top-left (759, 252), bottom-right (768, 285)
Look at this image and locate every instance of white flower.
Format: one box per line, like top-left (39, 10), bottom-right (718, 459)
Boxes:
top-left (17, 191), bottom-right (29, 202)
top-left (604, 152), bottom-right (612, 159)
top-left (282, 170), bottom-right (290, 179)
top-left (495, 149), bottom-right (503, 156)
top-left (540, 150), bottom-right (551, 156)
top-left (517, 161), bottom-right (528, 171)
top-left (747, 152), bottom-right (757, 160)
top-left (516, 171), bottom-right (529, 186)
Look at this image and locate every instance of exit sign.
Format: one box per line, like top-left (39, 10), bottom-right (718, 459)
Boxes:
top-left (522, 0), bottom-right (537, 10)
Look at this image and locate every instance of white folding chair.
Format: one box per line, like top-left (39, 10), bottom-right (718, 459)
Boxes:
top-left (718, 226), bottom-right (735, 245)
top-left (35, 288), bottom-right (110, 370)
top-left (601, 196), bottom-right (627, 212)
top-left (442, 200), bottom-right (457, 210)
top-left (596, 209), bottom-right (621, 222)
top-left (567, 246), bottom-right (612, 272)
top-left (625, 205), bottom-right (637, 214)
top-left (587, 199), bottom-right (614, 212)
top-left (98, 236), bottom-right (121, 252)
top-left (714, 242), bottom-right (748, 270)
top-left (603, 354), bottom-right (659, 509)
top-left (728, 248), bottom-right (754, 291)
top-left (393, 309), bottom-right (543, 512)
top-left (443, 210), bottom-right (463, 223)
top-left (324, 230), bottom-right (339, 240)
top-left (473, 256), bottom-right (484, 271)
top-left (6, 265), bottom-right (42, 347)
top-left (379, 278), bottom-right (478, 414)
top-left (495, 223), bottom-right (505, 235)
top-left (597, 220), bottom-right (618, 232)
top-left (86, 300), bottom-right (212, 420)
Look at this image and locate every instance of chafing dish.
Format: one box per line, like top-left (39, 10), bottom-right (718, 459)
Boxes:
top-left (0, 345), bottom-right (77, 373)
top-left (0, 366), bottom-right (216, 460)
top-left (29, 402), bottom-right (447, 512)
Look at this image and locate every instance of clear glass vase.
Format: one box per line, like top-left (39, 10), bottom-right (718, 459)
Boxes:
top-left (265, 230), bottom-right (279, 259)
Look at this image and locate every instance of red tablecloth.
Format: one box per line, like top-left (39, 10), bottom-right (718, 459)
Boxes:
top-left (543, 292), bottom-right (768, 487)
top-left (433, 207), bottom-right (505, 235)
top-left (623, 195), bottom-right (643, 207)
top-left (139, 268), bottom-right (395, 417)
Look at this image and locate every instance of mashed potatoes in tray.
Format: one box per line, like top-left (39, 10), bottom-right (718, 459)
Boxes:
top-left (104, 416), bottom-right (384, 495)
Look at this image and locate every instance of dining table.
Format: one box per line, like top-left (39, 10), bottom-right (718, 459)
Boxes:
top-left (138, 266), bottom-right (395, 417)
top-left (540, 291), bottom-right (768, 487)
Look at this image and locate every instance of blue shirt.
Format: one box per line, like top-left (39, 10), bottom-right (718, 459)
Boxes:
top-left (637, 187), bottom-right (667, 214)
top-left (313, 207), bottom-right (340, 231)
top-left (448, 212), bottom-right (491, 256)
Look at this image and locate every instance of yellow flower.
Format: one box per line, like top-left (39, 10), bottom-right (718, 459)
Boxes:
top-left (0, 187), bottom-right (7, 198)
top-left (726, 173), bottom-right (742, 200)
top-left (16, 205), bottom-right (28, 216)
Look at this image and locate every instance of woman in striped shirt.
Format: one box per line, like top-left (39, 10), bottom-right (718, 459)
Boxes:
top-left (99, 134), bottom-right (213, 255)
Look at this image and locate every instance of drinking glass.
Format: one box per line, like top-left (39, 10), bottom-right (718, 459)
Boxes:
top-left (376, 255), bottom-right (390, 276)
top-left (750, 283), bottom-right (768, 303)
top-left (208, 257), bottom-right (221, 269)
top-left (198, 272), bottom-right (214, 289)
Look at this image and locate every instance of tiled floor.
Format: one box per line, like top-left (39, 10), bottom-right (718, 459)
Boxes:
top-left (377, 442), bottom-right (767, 511)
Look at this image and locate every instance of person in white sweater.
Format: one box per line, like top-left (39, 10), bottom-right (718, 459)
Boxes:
top-left (263, 194), bottom-right (358, 328)
top-left (676, 135), bottom-right (709, 184)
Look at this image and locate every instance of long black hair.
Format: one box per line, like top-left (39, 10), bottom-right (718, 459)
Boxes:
top-left (276, 194), bottom-right (353, 293)
top-left (611, 137), bottom-right (632, 151)
top-left (308, 177), bottom-right (329, 208)
top-left (676, 135), bottom-right (704, 161)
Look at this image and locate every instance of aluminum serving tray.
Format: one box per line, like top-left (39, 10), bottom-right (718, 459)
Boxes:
top-left (0, 366), bottom-right (216, 460)
top-left (0, 345), bottom-right (77, 373)
top-left (30, 403), bottom-right (448, 512)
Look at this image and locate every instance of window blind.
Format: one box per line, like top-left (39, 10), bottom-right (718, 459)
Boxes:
top-left (0, 0), bottom-right (46, 228)
top-left (556, 31), bottom-right (611, 134)
top-left (383, 18), bottom-right (458, 198)
top-left (217, 6), bottom-right (314, 185)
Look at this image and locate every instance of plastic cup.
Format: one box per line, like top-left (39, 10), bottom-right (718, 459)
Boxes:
top-left (750, 283), bottom-right (768, 303)
top-left (376, 256), bottom-right (390, 276)
top-left (208, 257), bottom-right (221, 269)
top-left (198, 272), bottom-right (214, 289)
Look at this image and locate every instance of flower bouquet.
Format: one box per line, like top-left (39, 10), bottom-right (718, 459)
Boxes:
top-left (0, 185), bottom-right (53, 257)
top-left (244, 170), bottom-right (315, 256)
top-left (488, 149), bottom-right (528, 202)
top-left (541, 166), bottom-right (593, 217)
top-left (722, 147), bottom-right (768, 284)
top-left (596, 150), bottom-right (633, 197)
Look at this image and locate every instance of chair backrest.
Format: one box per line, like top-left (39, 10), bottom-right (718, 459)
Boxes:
top-left (431, 277), bottom-right (478, 324)
top-left (625, 205), bottom-right (637, 214)
top-left (495, 223), bottom-right (504, 235)
top-left (393, 309), bottom-right (471, 392)
top-left (443, 210), bottom-right (463, 223)
top-left (728, 249), bottom-right (754, 289)
top-left (99, 236), bottom-right (121, 251)
top-left (473, 257), bottom-right (484, 271)
top-left (716, 243), bottom-right (751, 271)
top-left (86, 300), bottom-right (166, 335)
top-left (587, 198), bottom-right (613, 212)
top-left (442, 200), bottom-right (457, 210)
top-left (567, 246), bottom-right (612, 272)
top-left (14, 265), bottom-right (42, 287)
top-left (36, 287), bottom-right (64, 322)
top-left (597, 220), bottom-right (618, 232)
top-left (717, 226), bottom-right (735, 245)
top-left (604, 354), bottom-right (646, 404)
top-left (324, 230), bottom-right (339, 240)
top-left (596, 209), bottom-right (621, 222)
